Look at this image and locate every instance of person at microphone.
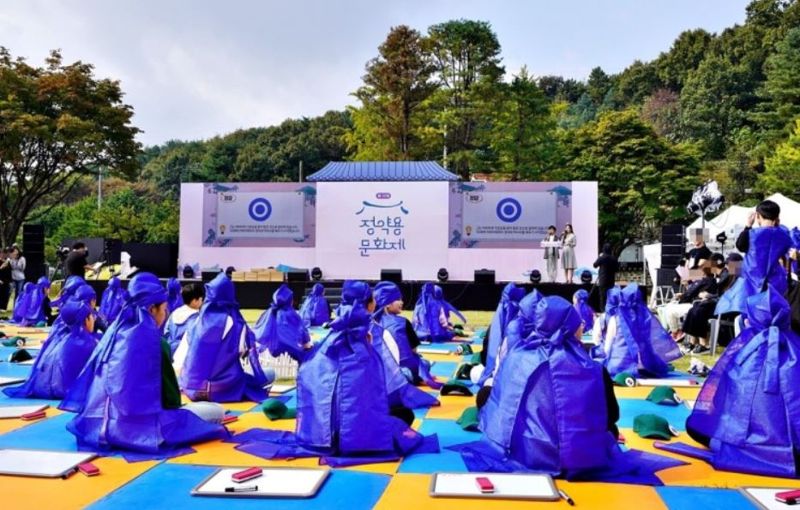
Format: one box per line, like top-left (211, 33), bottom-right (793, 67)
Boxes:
top-left (561, 224), bottom-right (577, 283)
top-left (543, 225), bottom-right (560, 283)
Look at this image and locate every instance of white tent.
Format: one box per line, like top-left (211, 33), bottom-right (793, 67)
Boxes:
top-left (767, 193), bottom-right (800, 229)
top-left (686, 192), bottom-right (800, 243)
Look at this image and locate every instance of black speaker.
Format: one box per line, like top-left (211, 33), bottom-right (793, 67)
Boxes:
top-left (22, 224), bottom-right (46, 282)
top-left (661, 244), bottom-right (685, 257)
top-left (286, 269), bottom-right (309, 283)
top-left (380, 269), bottom-right (402, 284)
top-left (201, 270), bottom-right (221, 282)
top-left (656, 268), bottom-right (679, 287)
top-left (661, 224), bottom-right (684, 236)
top-left (103, 239), bottom-right (122, 265)
top-left (474, 269), bottom-right (495, 285)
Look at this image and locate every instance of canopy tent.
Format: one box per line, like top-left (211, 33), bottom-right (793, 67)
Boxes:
top-left (686, 193), bottom-right (800, 243)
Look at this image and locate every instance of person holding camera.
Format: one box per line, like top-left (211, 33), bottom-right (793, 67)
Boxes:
top-left (65, 242), bottom-right (92, 279)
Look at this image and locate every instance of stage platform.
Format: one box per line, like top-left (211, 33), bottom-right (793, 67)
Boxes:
top-left (83, 279), bottom-right (644, 311)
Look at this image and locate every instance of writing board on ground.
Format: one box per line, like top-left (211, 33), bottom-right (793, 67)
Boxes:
top-left (191, 467), bottom-right (330, 498)
top-left (0, 405), bottom-right (48, 419)
top-left (740, 487), bottom-right (800, 510)
top-left (429, 472), bottom-right (560, 500)
top-left (636, 379), bottom-right (699, 387)
top-left (0, 376), bottom-right (25, 387)
top-left (269, 384), bottom-right (296, 395)
top-left (0, 449), bottom-right (96, 478)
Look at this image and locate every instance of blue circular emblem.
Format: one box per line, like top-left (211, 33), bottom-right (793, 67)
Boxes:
top-left (496, 197), bottom-right (522, 223)
top-left (248, 198), bottom-right (272, 222)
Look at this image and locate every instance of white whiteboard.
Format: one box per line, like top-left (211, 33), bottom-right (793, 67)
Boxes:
top-left (637, 379), bottom-right (700, 388)
top-left (192, 467), bottom-right (330, 498)
top-left (430, 472), bottom-right (560, 500)
top-left (0, 449), bottom-right (96, 478)
top-left (269, 384), bottom-right (296, 395)
top-left (0, 376), bottom-right (25, 387)
top-left (740, 487), bottom-right (800, 510)
top-left (0, 405), bottom-right (48, 419)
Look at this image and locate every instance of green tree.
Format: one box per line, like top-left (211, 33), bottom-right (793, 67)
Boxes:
top-left (348, 26), bottom-right (436, 159)
top-left (556, 110), bottom-right (700, 253)
top-left (755, 27), bottom-right (800, 143)
top-left (557, 93), bottom-right (596, 129)
top-left (654, 29), bottom-right (713, 91)
top-left (586, 67), bottom-right (612, 105)
top-left (426, 19), bottom-right (504, 178)
top-left (615, 60), bottom-right (661, 105)
top-left (0, 48), bottom-right (140, 246)
top-left (759, 118), bottom-right (800, 198)
top-left (485, 67), bottom-right (557, 180)
top-left (641, 89), bottom-right (682, 141)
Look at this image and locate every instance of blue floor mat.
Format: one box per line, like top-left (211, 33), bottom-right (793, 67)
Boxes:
top-left (656, 486), bottom-right (757, 510)
top-left (617, 398), bottom-right (691, 431)
top-left (417, 419), bottom-right (481, 448)
top-left (0, 387), bottom-right (62, 408)
top-left (429, 362), bottom-right (457, 378)
top-left (87, 463), bottom-right (391, 510)
top-left (398, 449), bottom-right (469, 474)
top-left (0, 362), bottom-right (32, 378)
top-left (0, 412), bottom-right (78, 450)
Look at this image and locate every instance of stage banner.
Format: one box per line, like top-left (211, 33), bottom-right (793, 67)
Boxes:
top-left (448, 182), bottom-right (573, 248)
top-left (200, 183), bottom-right (316, 247)
top-left (316, 182), bottom-right (449, 280)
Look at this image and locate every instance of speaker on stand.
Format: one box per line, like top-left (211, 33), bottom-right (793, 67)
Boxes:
top-left (22, 224), bottom-right (46, 282)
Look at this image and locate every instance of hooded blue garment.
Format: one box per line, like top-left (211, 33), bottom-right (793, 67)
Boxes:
top-left (451, 296), bottom-right (685, 483)
top-left (237, 303), bottom-right (437, 463)
top-left (791, 227), bottom-right (800, 274)
top-left (59, 272), bottom-right (226, 455)
top-left (21, 277), bottom-right (50, 326)
top-left (5, 301), bottom-right (99, 399)
top-left (51, 275), bottom-right (84, 308)
top-left (717, 225), bottom-right (793, 315)
top-left (372, 281), bottom-right (443, 401)
top-left (166, 278), bottom-right (183, 314)
top-left (603, 284), bottom-right (676, 377)
top-left (253, 284), bottom-right (311, 361)
top-left (179, 273), bottom-right (267, 403)
top-left (299, 283), bottom-right (330, 327)
top-left (686, 288), bottom-right (800, 478)
top-left (10, 282), bottom-right (35, 324)
top-left (99, 276), bottom-right (128, 324)
top-left (481, 283), bottom-right (526, 386)
top-left (413, 283), bottom-right (466, 342)
top-left (573, 289), bottom-right (595, 333)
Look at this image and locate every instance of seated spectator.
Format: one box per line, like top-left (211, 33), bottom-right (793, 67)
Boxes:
top-left (659, 261), bottom-right (717, 340)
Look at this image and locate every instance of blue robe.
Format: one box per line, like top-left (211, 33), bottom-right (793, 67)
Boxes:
top-left (60, 272), bottom-right (225, 455)
top-left (717, 225), bottom-right (792, 315)
top-left (10, 282), bottom-right (34, 324)
top-left (179, 273), bottom-right (267, 402)
top-left (245, 303), bottom-right (434, 461)
top-left (166, 278), bottom-right (183, 314)
top-left (452, 296), bottom-right (684, 483)
top-left (413, 283), bottom-right (466, 342)
top-left (573, 288), bottom-right (595, 332)
top-left (5, 301), bottom-right (99, 399)
top-left (51, 275), bottom-right (84, 308)
top-left (21, 277), bottom-right (50, 326)
top-left (299, 283), bottom-right (330, 327)
top-left (99, 277), bottom-right (127, 324)
top-left (603, 283), bottom-right (679, 377)
top-left (686, 288), bottom-right (800, 478)
top-left (487, 289), bottom-right (544, 383)
top-left (253, 284), bottom-right (311, 361)
top-left (164, 306), bottom-right (199, 355)
top-left (412, 283), bottom-right (434, 339)
top-left (480, 283), bottom-right (526, 386)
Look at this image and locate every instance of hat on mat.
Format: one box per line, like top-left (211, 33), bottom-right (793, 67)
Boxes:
top-left (1, 336), bottom-right (25, 347)
top-left (262, 398), bottom-right (296, 420)
top-left (455, 344), bottom-right (473, 355)
top-left (469, 353), bottom-right (481, 364)
top-left (646, 387), bottom-right (682, 406)
top-left (455, 363), bottom-right (477, 380)
top-left (612, 372), bottom-right (637, 387)
top-left (0, 331), bottom-right (6, 338)
top-left (9, 349), bottom-right (32, 363)
top-left (457, 406), bottom-right (480, 431)
top-left (633, 414), bottom-right (679, 440)
top-left (440, 379), bottom-right (473, 397)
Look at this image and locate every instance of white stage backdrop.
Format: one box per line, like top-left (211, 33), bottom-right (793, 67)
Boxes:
top-left (179, 181), bottom-right (599, 283)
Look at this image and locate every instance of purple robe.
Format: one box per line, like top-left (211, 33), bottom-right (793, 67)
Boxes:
top-left (10, 282), bottom-right (34, 324)
top-left (5, 301), bottom-right (99, 399)
top-left (687, 288), bottom-right (800, 478)
top-left (573, 288), bottom-right (595, 332)
top-left (481, 283), bottom-right (526, 386)
top-left (51, 275), bottom-right (84, 308)
top-left (299, 283), bottom-right (330, 327)
top-left (412, 283), bottom-right (466, 342)
top-left (166, 278), bottom-right (183, 314)
top-left (99, 277), bottom-right (127, 324)
top-left (253, 284), bottom-right (311, 361)
top-left (60, 272), bottom-right (226, 455)
top-left (488, 289), bottom-right (544, 383)
top-left (179, 273), bottom-right (267, 403)
top-left (717, 225), bottom-right (793, 315)
top-left (21, 277), bottom-right (50, 326)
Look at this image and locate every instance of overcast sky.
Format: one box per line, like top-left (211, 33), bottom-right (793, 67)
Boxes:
top-left (1, 0), bottom-right (751, 146)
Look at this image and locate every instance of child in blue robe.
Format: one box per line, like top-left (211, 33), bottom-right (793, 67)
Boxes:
top-left (412, 283), bottom-right (467, 342)
top-left (166, 277), bottom-right (183, 314)
top-left (299, 282), bottom-right (330, 327)
top-left (10, 282), bottom-right (34, 324)
top-left (99, 276), bottom-right (127, 324)
top-left (573, 288), bottom-right (595, 333)
top-left (164, 282), bottom-right (203, 355)
top-left (178, 273), bottom-right (268, 403)
top-left (21, 277), bottom-right (51, 326)
top-left (5, 300), bottom-right (99, 399)
top-left (479, 283), bottom-right (526, 387)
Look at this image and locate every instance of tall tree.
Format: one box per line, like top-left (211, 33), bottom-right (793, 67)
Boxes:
top-left (759, 118), bottom-right (800, 199)
top-left (556, 110), bottom-right (700, 253)
top-left (485, 67), bottom-right (557, 180)
top-left (586, 67), bottom-right (612, 105)
top-left (755, 27), bottom-right (800, 143)
top-left (0, 48), bottom-right (140, 246)
top-left (654, 29), bottom-right (713, 91)
top-left (427, 19), bottom-right (504, 178)
top-left (641, 89), bottom-right (682, 141)
top-left (349, 26), bottom-right (436, 159)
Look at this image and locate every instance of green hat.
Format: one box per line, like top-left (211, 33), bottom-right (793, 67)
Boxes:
top-left (262, 398), bottom-right (296, 420)
top-left (612, 372), bottom-right (637, 387)
top-left (457, 406), bottom-right (480, 431)
top-left (456, 344), bottom-right (474, 355)
top-left (633, 414), bottom-right (679, 440)
top-left (1, 336), bottom-right (25, 347)
top-left (646, 387), bottom-right (682, 406)
top-left (35, 321), bottom-right (47, 328)
top-left (469, 353), bottom-right (482, 364)
top-left (455, 363), bottom-right (477, 380)
top-left (440, 379), bottom-right (473, 396)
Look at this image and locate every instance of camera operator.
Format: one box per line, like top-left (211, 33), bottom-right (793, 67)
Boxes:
top-left (65, 242), bottom-right (93, 279)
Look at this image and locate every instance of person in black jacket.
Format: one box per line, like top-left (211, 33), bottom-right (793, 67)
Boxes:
top-left (593, 244), bottom-right (618, 311)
